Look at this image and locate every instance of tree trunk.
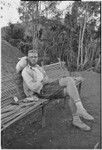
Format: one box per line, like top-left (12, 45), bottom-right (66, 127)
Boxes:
top-left (95, 55), bottom-right (100, 70)
top-left (77, 27), bottom-right (82, 70)
top-left (91, 40), bottom-right (96, 62)
top-left (32, 1), bottom-right (39, 51)
top-left (83, 37), bottom-right (93, 66)
top-left (91, 47), bottom-right (95, 62)
top-left (83, 46), bottom-right (88, 65)
top-left (42, 2), bottom-right (48, 65)
top-left (80, 4), bottom-right (88, 68)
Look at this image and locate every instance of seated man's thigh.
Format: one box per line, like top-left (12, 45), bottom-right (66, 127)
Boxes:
top-left (59, 77), bottom-right (74, 87)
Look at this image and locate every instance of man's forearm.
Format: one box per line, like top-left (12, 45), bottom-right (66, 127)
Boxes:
top-left (41, 77), bottom-right (54, 85)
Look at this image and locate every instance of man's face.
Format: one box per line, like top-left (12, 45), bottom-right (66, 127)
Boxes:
top-left (28, 52), bottom-right (38, 66)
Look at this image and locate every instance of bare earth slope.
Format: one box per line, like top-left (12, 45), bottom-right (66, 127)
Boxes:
top-left (1, 40), bottom-right (24, 77)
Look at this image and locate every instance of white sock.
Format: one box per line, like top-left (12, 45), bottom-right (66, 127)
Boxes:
top-left (72, 114), bottom-right (81, 122)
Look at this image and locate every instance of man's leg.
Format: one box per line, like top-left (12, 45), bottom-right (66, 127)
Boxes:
top-left (59, 77), bottom-right (94, 130)
top-left (59, 77), bottom-right (94, 120)
top-left (66, 95), bottom-right (91, 130)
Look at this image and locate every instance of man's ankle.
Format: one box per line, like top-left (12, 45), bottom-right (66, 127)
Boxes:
top-left (75, 101), bottom-right (85, 111)
top-left (72, 113), bottom-right (80, 120)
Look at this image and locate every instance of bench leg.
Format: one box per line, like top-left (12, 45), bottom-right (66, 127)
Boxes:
top-left (41, 105), bottom-right (46, 128)
top-left (78, 82), bottom-right (82, 95)
top-left (63, 97), bottom-right (67, 109)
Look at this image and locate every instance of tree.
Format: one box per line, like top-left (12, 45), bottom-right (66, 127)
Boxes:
top-left (18, 1), bottom-right (61, 52)
top-left (76, 1), bottom-right (101, 70)
top-left (64, 2), bottom-right (79, 70)
top-left (18, 1), bottom-right (39, 51)
top-left (4, 22), bottom-right (25, 47)
top-left (18, 1), bottom-right (100, 70)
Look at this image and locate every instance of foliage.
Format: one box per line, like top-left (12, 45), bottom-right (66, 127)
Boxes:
top-left (18, 1), bottom-right (62, 50)
top-left (71, 1), bottom-right (101, 71)
top-left (18, 41), bottom-right (33, 55)
top-left (8, 39), bottom-right (21, 48)
top-left (3, 1), bottom-right (100, 72)
top-left (4, 22), bottom-right (25, 45)
top-left (3, 22), bottom-right (33, 54)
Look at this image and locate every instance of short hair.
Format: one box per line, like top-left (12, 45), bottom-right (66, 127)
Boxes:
top-left (28, 49), bottom-right (38, 55)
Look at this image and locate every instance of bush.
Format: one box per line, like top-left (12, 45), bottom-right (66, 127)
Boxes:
top-left (9, 38), bottom-right (21, 47)
top-left (18, 41), bottom-right (33, 55)
top-left (4, 23), bottom-right (25, 47)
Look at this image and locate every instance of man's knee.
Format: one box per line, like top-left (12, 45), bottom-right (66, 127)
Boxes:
top-left (66, 77), bottom-right (74, 83)
top-left (59, 76), bottom-right (75, 86)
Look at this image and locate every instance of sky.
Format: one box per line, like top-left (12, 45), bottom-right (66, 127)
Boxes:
top-left (0, 0), bottom-right (21, 27)
top-left (0, 0), bottom-right (74, 28)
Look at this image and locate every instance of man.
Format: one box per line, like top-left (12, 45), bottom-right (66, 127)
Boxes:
top-left (16, 49), bottom-right (94, 131)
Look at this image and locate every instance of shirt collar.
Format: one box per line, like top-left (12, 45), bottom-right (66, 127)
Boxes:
top-left (28, 64), bottom-right (38, 70)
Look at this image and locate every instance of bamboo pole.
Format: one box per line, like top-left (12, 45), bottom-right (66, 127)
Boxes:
top-left (2, 99), bottom-right (48, 131)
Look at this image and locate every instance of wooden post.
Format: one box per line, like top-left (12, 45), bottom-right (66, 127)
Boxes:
top-left (63, 97), bottom-right (67, 109)
top-left (41, 105), bottom-right (46, 128)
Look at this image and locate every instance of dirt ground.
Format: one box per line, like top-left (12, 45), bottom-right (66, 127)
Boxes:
top-left (1, 70), bottom-right (101, 149)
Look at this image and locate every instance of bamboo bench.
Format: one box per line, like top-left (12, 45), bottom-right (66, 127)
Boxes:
top-left (1, 61), bottom-right (82, 131)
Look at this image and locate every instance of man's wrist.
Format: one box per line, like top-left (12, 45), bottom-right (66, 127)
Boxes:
top-left (41, 80), bottom-right (44, 85)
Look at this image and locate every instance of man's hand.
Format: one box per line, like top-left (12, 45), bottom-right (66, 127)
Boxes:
top-left (41, 76), bottom-right (49, 85)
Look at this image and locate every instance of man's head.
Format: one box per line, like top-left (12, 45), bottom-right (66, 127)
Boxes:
top-left (28, 50), bottom-right (38, 66)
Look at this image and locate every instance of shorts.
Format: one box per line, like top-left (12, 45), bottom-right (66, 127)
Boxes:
top-left (35, 79), bottom-right (65, 100)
